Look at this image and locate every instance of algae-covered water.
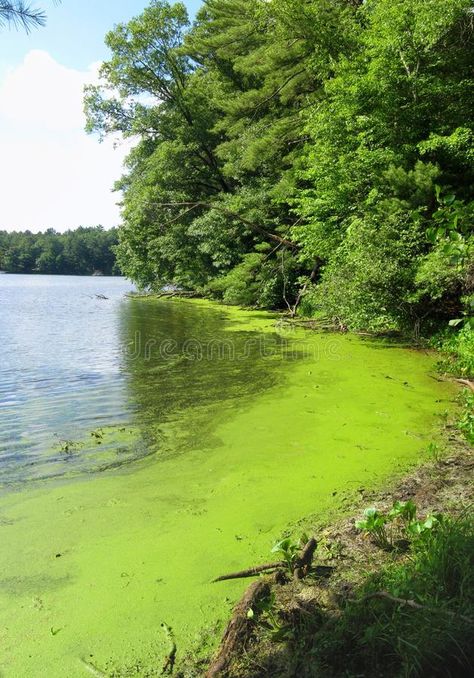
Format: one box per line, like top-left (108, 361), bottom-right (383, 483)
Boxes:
top-left (0, 276), bottom-right (454, 676)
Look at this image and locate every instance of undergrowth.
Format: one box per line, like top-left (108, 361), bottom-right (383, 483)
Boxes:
top-left (230, 511), bottom-right (474, 678)
top-left (311, 513), bottom-right (474, 678)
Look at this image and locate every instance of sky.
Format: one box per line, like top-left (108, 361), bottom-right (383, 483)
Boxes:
top-left (0, 0), bottom-right (202, 233)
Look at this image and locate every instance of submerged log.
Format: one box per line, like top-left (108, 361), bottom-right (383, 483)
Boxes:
top-left (205, 579), bottom-right (271, 678)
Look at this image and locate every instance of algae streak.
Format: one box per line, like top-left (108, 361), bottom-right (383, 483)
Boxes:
top-left (0, 300), bottom-right (453, 676)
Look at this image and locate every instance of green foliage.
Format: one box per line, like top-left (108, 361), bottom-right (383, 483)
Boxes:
top-left (0, 1), bottom-right (47, 32)
top-left (249, 590), bottom-right (294, 643)
top-left (271, 536), bottom-right (301, 570)
top-left (86, 0), bottom-right (474, 329)
top-left (315, 512), bottom-right (474, 677)
top-left (293, 0), bottom-right (474, 332)
top-left (356, 507), bottom-right (391, 549)
top-left (436, 325), bottom-right (474, 378)
top-left (207, 250), bottom-right (298, 308)
top-left (458, 390), bottom-right (474, 445)
top-left (0, 227), bottom-right (120, 276)
top-left (356, 500), bottom-right (442, 549)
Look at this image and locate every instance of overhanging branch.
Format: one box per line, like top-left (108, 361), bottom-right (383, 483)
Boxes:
top-left (152, 201), bottom-right (299, 249)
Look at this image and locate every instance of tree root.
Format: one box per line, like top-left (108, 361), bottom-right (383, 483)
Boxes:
top-left (212, 561), bottom-right (285, 583)
top-left (205, 579), bottom-right (271, 678)
top-left (207, 538), bottom-right (318, 675)
top-left (455, 378), bottom-right (474, 393)
top-left (293, 537), bottom-right (318, 580)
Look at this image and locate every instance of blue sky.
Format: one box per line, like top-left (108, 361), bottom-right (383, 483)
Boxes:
top-left (1, 1), bottom-right (203, 71)
top-left (0, 1), bottom-right (203, 232)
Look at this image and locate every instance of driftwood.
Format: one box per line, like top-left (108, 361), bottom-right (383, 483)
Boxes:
top-left (212, 561), bottom-right (285, 583)
top-left (205, 579), bottom-right (271, 678)
top-left (355, 591), bottom-right (473, 624)
top-left (207, 539), bottom-right (318, 675)
top-left (293, 537), bottom-right (318, 580)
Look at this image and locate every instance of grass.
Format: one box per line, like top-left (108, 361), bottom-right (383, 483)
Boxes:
top-left (314, 513), bottom-right (473, 678)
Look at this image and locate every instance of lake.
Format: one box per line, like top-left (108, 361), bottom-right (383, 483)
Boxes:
top-left (0, 274), bottom-right (453, 676)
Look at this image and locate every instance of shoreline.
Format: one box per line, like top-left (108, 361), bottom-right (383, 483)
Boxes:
top-left (184, 420), bottom-right (473, 677)
top-left (0, 296), bottom-right (467, 677)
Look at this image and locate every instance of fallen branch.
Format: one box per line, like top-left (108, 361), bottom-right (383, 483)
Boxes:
top-left (355, 591), bottom-right (473, 624)
top-left (212, 561), bottom-right (285, 583)
top-left (156, 290), bottom-right (200, 299)
top-left (205, 579), bottom-right (271, 677)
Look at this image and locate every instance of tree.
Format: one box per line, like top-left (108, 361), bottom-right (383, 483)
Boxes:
top-left (0, 0), bottom-right (60, 32)
top-left (0, 227), bottom-right (121, 275)
top-left (85, 0), bottom-right (474, 327)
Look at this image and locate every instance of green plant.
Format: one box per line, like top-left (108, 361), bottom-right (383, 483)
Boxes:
top-left (315, 512), bottom-right (474, 677)
top-left (271, 536), bottom-right (301, 570)
top-left (249, 591), bottom-right (294, 643)
top-left (388, 499), bottom-right (417, 524)
top-left (406, 513), bottom-right (443, 538)
top-left (56, 438), bottom-right (81, 455)
top-left (458, 390), bottom-right (474, 444)
top-left (435, 325), bottom-right (474, 379)
top-left (427, 441), bottom-right (443, 462)
top-left (356, 507), bottom-right (391, 549)
top-left (357, 501), bottom-right (443, 549)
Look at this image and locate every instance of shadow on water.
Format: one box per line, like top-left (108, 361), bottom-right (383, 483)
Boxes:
top-left (118, 299), bottom-right (306, 461)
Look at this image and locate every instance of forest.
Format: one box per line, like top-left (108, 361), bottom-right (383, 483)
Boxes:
top-left (85, 0), bottom-right (473, 370)
top-left (0, 227), bottom-right (120, 275)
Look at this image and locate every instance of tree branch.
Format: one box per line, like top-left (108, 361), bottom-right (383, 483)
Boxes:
top-left (355, 591), bottom-right (473, 624)
top-left (152, 201), bottom-right (299, 249)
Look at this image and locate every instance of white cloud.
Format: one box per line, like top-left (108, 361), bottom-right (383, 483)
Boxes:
top-left (0, 50), bottom-right (131, 232)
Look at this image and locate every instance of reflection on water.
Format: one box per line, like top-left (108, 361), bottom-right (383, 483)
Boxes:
top-left (0, 276), bottom-right (300, 485)
top-left (118, 299), bottom-right (295, 459)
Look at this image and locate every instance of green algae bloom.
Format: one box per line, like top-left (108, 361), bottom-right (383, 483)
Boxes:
top-left (0, 299), bottom-right (454, 676)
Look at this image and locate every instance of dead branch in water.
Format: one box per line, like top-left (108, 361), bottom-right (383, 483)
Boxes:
top-left (156, 290), bottom-right (200, 299)
top-left (79, 658), bottom-right (106, 677)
